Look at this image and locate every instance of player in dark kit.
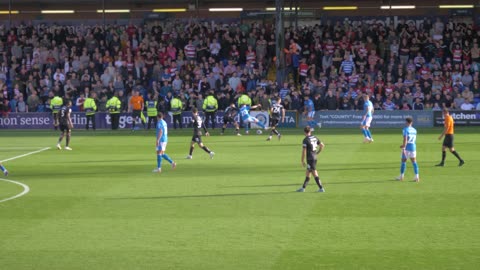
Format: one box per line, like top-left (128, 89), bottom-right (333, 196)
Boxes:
top-left (297, 126), bottom-right (325, 192)
top-left (267, 96), bottom-right (285, 141)
top-left (186, 108), bottom-right (215, 159)
top-left (221, 103), bottom-right (241, 136)
top-left (436, 108), bottom-right (465, 167)
top-left (56, 100), bottom-right (73, 151)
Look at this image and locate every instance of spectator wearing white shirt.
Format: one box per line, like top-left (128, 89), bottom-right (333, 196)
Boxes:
top-left (53, 68), bottom-right (66, 83)
top-left (209, 39), bottom-right (221, 60)
top-left (460, 99), bottom-right (475, 110)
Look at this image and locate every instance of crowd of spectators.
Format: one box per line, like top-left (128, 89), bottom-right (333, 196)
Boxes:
top-left (1, 16), bottom-right (480, 116)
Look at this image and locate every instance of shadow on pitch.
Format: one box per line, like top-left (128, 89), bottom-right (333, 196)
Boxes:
top-left (108, 191), bottom-right (294, 200)
top-left (224, 179), bottom-right (395, 188)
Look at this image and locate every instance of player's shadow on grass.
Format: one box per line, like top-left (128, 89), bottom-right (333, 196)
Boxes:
top-left (109, 191), bottom-right (294, 200)
top-left (224, 179), bottom-right (395, 188)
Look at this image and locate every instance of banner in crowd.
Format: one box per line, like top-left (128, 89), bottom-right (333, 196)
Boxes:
top-left (433, 110), bottom-right (480, 127)
top-left (299, 111), bottom-right (434, 128)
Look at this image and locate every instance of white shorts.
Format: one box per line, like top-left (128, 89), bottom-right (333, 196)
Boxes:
top-left (307, 111), bottom-right (315, 118)
top-left (401, 150), bottom-right (416, 159)
top-left (156, 142), bottom-right (167, 152)
top-left (362, 117), bottom-right (372, 127)
top-left (244, 116), bottom-right (258, 123)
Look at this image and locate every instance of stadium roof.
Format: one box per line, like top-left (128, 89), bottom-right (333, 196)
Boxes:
top-left (4, 0), bottom-right (462, 9)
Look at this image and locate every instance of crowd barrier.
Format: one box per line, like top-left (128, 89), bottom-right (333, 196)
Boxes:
top-left (1, 110), bottom-right (479, 129)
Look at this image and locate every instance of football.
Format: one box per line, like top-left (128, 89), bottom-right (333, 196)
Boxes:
top-left (256, 129), bottom-right (263, 135)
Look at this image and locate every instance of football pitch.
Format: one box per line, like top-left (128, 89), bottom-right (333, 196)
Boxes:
top-left (0, 127), bottom-right (479, 269)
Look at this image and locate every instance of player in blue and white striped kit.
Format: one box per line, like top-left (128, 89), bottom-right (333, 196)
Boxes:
top-left (361, 94), bottom-right (374, 143)
top-left (303, 95), bottom-right (319, 130)
top-left (153, 112), bottom-right (176, 173)
top-left (0, 162), bottom-right (8, 176)
top-left (397, 117), bottom-right (420, 182)
top-left (239, 104), bottom-right (267, 134)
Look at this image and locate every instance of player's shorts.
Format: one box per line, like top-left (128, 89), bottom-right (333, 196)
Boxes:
top-left (192, 133), bottom-right (202, 143)
top-left (362, 116), bottom-right (372, 127)
top-left (306, 159), bottom-right (317, 171)
top-left (223, 117), bottom-right (235, 125)
top-left (443, 134), bottom-right (454, 148)
top-left (59, 124), bottom-right (71, 133)
top-left (307, 111), bottom-right (315, 118)
top-left (244, 116), bottom-right (257, 123)
top-left (156, 142), bottom-right (167, 152)
top-left (270, 118), bottom-right (279, 127)
top-left (401, 150), bottom-right (417, 159)
top-left (132, 110), bottom-right (142, 118)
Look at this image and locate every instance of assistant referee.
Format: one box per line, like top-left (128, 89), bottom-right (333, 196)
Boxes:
top-left (436, 108), bottom-right (465, 167)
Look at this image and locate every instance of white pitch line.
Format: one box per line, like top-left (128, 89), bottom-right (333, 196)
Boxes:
top-left (0, 147), bottom-right (51, 162)
top-left (0, 178), bottom-right (30, 203)
top-left (0, 147), bottom-right (49, 150)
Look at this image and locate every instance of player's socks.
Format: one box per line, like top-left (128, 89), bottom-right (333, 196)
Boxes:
top-left (451, 151), bottom-right (463, 161)
top-left (235, 128), bottom-right (239, 134)
top-left (441, 151), bottom-right (446, 163)
top-left (66, 135), bottom-right (70, 146)
top-left (222, 127), bottom-right (226, 133)
top-left (314, 177), bottom-right (323, 189)
top-left (361, 128), bottom-right (368, 137)
top-left (302, 177), bottom-right (310, 189)
top-left (0, 165), bottom-right (6, 173)
top-left (272, 129), bottom-right (279, 135)
top-left (162, 154), bottom-right (173, 164)
top-left (400, 162), bottom-right (406, 175)
top-left (157, 154), bottom-right (163, 169)
top-left (365, 129), bottom-right (372, 139)
top-left (189, 146), bottom-right (194, 156)
top-left (412, 162), bottom-right (419, 175)
top-left (202, 146), bottom-right (211, 153)
top-left (257, 122), bottom-right (266, 129)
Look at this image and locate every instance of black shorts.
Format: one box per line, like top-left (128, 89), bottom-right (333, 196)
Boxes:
top-left (132, 110), bottom-right (142, 118)
top-left (306, 159), bottom-right (317, 171)
top-left (270, 118), bottom-right (280, 128)
top-left (443, 134), bottom-right (454, 148)
top-left (223, 117), bottom-right (235, 125)
top-left (192, 134), bottom-right (202, 144)
top-left (59, 124), bottom-right (71, 133)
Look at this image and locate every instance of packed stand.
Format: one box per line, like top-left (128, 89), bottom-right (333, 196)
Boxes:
top-left (1, 17), bottom-right (480, 117)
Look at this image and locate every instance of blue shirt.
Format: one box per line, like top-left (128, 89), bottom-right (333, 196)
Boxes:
top-left (403, 126), bottom-right (417, 151)
top-left (157, 119), bottom-right (168, 143)
top-left (239, 105), bottom-right (251, 121)
top-left (304, 98), bottom-right (314, 112)
top-left (364, 100), bottom-right (373, 117)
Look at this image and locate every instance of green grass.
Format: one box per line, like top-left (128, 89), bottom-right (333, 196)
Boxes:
top-left (0, 127), bottom-right (479, 269)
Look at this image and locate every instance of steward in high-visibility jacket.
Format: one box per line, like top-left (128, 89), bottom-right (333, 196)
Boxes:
top-left (203, 91), bottom-right (218, 129)
top-left (107, 93), bottom-right (121, 130)
top-left (170, 96), bottom-right (183, 129)
top-left (146, 97), bottom-right (158, 130)
top-left (50, 96), bottom-right (63, 130)
top-left (84, 92), bottom-right (97, 130)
